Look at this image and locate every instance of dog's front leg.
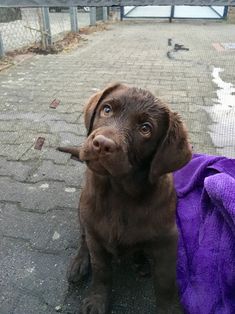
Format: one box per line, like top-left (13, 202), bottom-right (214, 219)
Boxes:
top-left (152, 233), bottom-right (182, 313)
top-left (81, 232), bottom-right (112, 314)
top-left (67, 229), bottom-right (90, 283)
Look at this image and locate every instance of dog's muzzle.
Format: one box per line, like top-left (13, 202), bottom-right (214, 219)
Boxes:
top-left (92, 134), bottom-right (117, 155)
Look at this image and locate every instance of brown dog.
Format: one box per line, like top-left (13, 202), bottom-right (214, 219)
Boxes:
top-left (58, 83), bottom-right (192, 314)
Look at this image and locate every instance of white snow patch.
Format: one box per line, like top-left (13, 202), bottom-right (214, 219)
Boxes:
top-left (65, 187), bottom-right (76, 193)
top-left (28, 186), bottom-right (36, 191)
top-left (52, 231), bottom-right (60, 240)
top-left (212, 67), bottom-right (235, 110)
top-left (39, 183), bottom-right (49, 190)
top-left (208, 67), bottom-right (235, 155)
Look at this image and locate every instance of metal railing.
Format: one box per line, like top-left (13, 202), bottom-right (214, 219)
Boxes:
top-left (1, 0), bottom-right (235, 6)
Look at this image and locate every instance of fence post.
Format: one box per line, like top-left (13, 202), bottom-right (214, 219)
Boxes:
top-left (41, 7), bottom-right (52, 48)
top-left (169, 6), bottom-right (175, 23)
top-left (223, 6), bottom-right (229, 19)
top-left (90, 7), bottom-right (96, 26)
top-left (0, 32), bottom-right (4, 58)
top-left (70, 7), bottom-right (79, 32)
top-left (103, 7), bottom-right (108, 21)
top-left (120, 6), bottom-right (124, 21)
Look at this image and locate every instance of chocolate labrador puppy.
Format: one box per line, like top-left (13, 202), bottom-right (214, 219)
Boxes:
top-left (58, 83), bottom-right (192, 314)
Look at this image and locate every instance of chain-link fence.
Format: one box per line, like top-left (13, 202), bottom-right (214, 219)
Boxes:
top-left (0, 8), bottom-right (42, 52)
top-left (0, 7), bottom-right (105, 56)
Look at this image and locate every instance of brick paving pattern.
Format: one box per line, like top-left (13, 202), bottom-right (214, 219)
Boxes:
top-left (0, 20), bottom-right (234, 314)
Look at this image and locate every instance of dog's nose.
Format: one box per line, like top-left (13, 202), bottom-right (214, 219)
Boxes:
top-left (92, 135), bottom-right (116, 154)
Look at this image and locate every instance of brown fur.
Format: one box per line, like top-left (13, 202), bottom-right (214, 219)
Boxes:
top-left (58, 83), bottom-right (192, 313)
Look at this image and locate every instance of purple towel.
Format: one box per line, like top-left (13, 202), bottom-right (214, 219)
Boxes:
top-left (174, 154), bottom-right (235, 314)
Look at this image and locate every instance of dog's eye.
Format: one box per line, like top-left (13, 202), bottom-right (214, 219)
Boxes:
top-left (139, 122), bottom-right (152, 137)
top-left (101, 105), bottom-right (113, 117)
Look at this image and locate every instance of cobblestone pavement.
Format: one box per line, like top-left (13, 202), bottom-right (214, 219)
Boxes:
top-left (0, 20), bottom-right (234, 314)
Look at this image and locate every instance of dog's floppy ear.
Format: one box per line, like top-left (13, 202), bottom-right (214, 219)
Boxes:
top-left (149, 110), bottom-right (192, 182)
top-left (84, 83), bottom-right (128, 135)
top-left (57, 83), bottom-right (127, 161)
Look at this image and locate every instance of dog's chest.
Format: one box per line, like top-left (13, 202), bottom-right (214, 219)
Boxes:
top-left (93, 193), bottom-right (161, 248)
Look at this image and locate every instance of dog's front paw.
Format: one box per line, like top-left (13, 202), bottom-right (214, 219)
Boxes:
top-left (81, 294), bottom-right (107, 314)
top-left (67, 252), bottom-right (90, 283)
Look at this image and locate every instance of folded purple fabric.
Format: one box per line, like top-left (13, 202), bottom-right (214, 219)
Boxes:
top-left (174, 154), bottom-right (235, 314)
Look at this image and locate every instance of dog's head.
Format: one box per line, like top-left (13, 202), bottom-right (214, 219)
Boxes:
top-left (64, 83), bottom-right (192, 182)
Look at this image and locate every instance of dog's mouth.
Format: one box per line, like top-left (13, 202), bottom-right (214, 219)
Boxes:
top-left (81, 144), bottom-right (132, 177)
top-left (85, 160), bottom-right (110, 175)
top-left (81, 150), bottom-right (119, 176)
top-left (75, 129), bottom-right (133, 177)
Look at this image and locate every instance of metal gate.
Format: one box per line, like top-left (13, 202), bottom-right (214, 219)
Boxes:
top-left (121, 6), bottom-right (228, 20)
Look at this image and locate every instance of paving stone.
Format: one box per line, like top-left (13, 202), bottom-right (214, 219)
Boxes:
top-left (0, 178), bottom-right (80, 212)
top-left (192, 144), bottom-right (217, 155)
top-left (0, 132), bottom-right (20, 144)
top-left (0, 158), bottom-right (33, 181)
top-left (16, 133), bottom-right (60, 148)
top-left (0, 203), bottom-right (79, 251)
top-left (18, 148), bottom-right (47, 162)
top-left (41, 148), bottom-right (72, 165)
top-left (1, 287), bottom-right (17, 314)
top-left (0, 120), bottom-right (49, 133)
top-left (189, 132), bottom-right (214, 146)
top-left (13, 294), bottom-right (53, 314)
top-left (0, 238), bottom-right (71, 312)
top-left (18, 146), bottom-right (76, 164)
top-left (49, 121), bottom-right (85, 136)
top-left (29, 160), bottom-right (85, 186)
top-left (0, 111), bottom-right (81, 126)
top-left (0, 143), bottom-right (34, 160)
top-left (59, 133), bottom-right (85, 146)
top-left (216, 146), bottom-right (235, 158)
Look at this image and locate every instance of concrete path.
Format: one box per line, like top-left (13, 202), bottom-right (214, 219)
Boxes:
top-left (0, 20), bottom-right (234, 314)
